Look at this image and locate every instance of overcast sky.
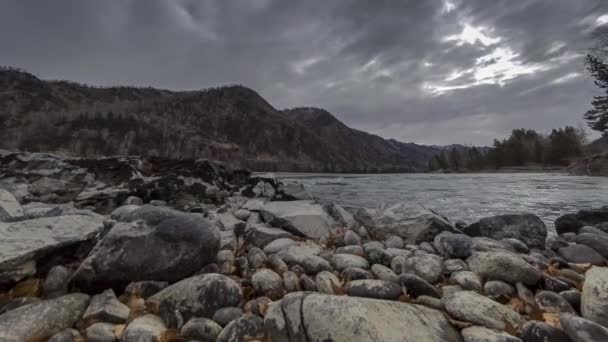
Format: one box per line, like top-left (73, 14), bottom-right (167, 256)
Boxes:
top-left (1, 0), bottom-right (607, 145)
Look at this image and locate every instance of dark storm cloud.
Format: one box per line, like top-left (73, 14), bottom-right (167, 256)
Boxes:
top-left (0, 0), bottom-right (607, 144)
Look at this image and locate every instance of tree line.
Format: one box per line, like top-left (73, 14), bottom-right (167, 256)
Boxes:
top-left (428, 126), bottom-right (586, 171)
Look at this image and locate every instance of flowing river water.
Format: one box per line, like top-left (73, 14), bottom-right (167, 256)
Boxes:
top-left (275, 173), bottom-right (608, 234)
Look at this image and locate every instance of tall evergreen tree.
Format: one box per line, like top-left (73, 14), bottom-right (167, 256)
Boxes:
top-left (585, 54), bottom-right (608, 135)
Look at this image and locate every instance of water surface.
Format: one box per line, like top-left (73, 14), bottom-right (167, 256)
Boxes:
top-left (276, 173), bottom-right (608, 233)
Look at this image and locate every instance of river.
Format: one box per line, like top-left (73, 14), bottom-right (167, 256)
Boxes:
top-left (275, 173), bottom-right (608, 233)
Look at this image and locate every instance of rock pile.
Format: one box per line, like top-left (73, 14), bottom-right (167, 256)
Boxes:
top-left (1, 151), bottom-right (608, 341)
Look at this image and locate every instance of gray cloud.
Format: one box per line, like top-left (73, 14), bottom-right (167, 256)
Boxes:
top-left (0, 0), bottom-right (606, 145)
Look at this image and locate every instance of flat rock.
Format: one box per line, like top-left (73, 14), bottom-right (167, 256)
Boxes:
top-left (72, 205), bottom-right (220, 289)
top-left (247, 225), bottom-right (295, 248)
top-left (264, 292), bottom-right (462, 342)
top-left (442, 291), bottom-right (524, 331)
top-left (0, 214), bottom-right (105, 283)
top-left (0, 293), bottom-right (90, 341)
top-left (344, 279), bottom-right (402, 300)
top-left (582, 266), bottom-right (608, 327)
top-left (148, 273), bottom-right (243, 327)
top-left (260, 200), bottom-right (336, 239)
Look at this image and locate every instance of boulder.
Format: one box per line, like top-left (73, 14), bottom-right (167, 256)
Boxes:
top-left (260, 200), bottom-right (336, 239)
top-left (0, 293), bottom-right (90, 341)
top-left (42, 265), bottom-right (71, 299)
top-left (473, 251), bottom-right (542, 285)
top-left (121, 314), bottom-right (166, 342)
top-left (82, 289), bottom-right (130, 324)
top-left (359, 203), bottom-right (454, 244)
top-left (434, 232), bottom-right (473, 259)
top-left (344, 279), bottom-right (402, 300)
top-left (251, 269), bottom-right (284, 300)
top-left (560, 313), bottom-right (608, 342)
top-left (341, 267), bottom-right (372, 282)
top-left (518, 321), bottom-right (571, 342)
top-left (324, 203), bottom-right (357, 229)
top-left (0, 188), bottom-right (24, 221)
top-left (483, 281), bottom-right (515, 302)
top-left (216, 314), bottom-right (265, 342)
top-left (442, 291), bottom-right (524, 331)
top-left (47, 329), bottom-right (82, 342)
top-left (264, 292), bottom-right (462, 341)
top-left (558, 244), bottom-right (605, 266)
top-left (213, 307), bottom-right (244, 327)
top-left (401, 254), bottom-right (444, 284)
top-left (450, 271), bottom-right (482, 292)
top-left (574, 233), bottom-right (608, 259)
top-left (72, 205), bottom-right (220, 289)
top-left (371, 264), bottom-right (398, 283)
top-left (466, 214), bottom-right (547, 249)
top-left (555, 207), bottom-right (608, 235)
top-left (0, 214), bottom-right (105, 284)
top-left (534, 290), bottom-right (575, 314)
top-left (315, 271), bottom-right (343, 295)
top-left (582, 266), bottom-right (608, 327)
top-left (332, 254), bottom-right (369, 271)
top-left (85, 322), bottom-right (116, 342)
top-left (147, 273), bottom-right (243, 327)
top-left (247, 225), bottom-right (295, 248)
top-left (398, 273), bottom-right (440, 298)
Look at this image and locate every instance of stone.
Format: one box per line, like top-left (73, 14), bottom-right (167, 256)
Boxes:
top-left (534, 290), bottom-right (575, 314)
top-left (341, 267), bottom-right (372, 282)
top-left (315, 271), bottom-right (343, 294)
top-left (581, 225), bottom-right (608, 238)
top-left (360, 203), bottom-right (454, 244)
top-left (467, 214), bottom-right (547, 249)
top-left (181, 317), bottom-right (222, 342)
top-left (483, 281), bottom-right (515, 302)
top-left (0, 293), bottom-right (90, 341)
top-left (324, 203), bottom-right (357, 229)
top-left (434, 232), bottom-right (473, 259)
top-left (0, 297), bottom-right (40, 315)
top-left (212, 307), bottom-right (244, 327)
top-left (384, 248), bottom-right (412, 259)
top-left (83, 289), bottom-right (130, 324)
top-left (264, 292), bottom-right (462, 341)
top-left (247, 225), bottom-right (295, 249)
top-left (582, 266), bottom-right (608, 327)
top-left (371, 264), bottom-right (398, 282)
top-left (121, 314), bottom-right (166, 342)
top-left (244, 297), bottom-right (272, 317)
top-left (542, 274), bottom-right (572, 292)
top-left (441, 284), bottom-right (464, 296)
top-left (560, 313), bottom-right (608, 342)
top-left (282, 271), bottom-right (300, 293)
top-left (251, 269), bottom-right (284, 300)
top-left (42, 265), bottom-right (71, 299)
top-left (474, 251), bottom-right (542, 285)
top-left (471, 237), bottom-right (513, 253)
top-left (574, 233), bottom-right (608, 259)
top-left (555, 207), bottom-right (608, 235)
top-left (300, 274), bottom-right (317, 291)
top-left (558, 244), bottom-right (605, 266)
top-left (518, 321), bottom-right (571, 342)
top-left (442, 291), bottom-right (524, 331)
top-left (367, 247), bottom-right (392, 266)
top-left (268, 254), bottom-right (289, 274)
top-left (402, 254), bottom-right (443, 284)
top-left (0, 214), bottom-right (105, 284)
top-left (561, 290), bottom-right (582, 313)
top-left (260, 200), bottom-right (336, 239)
top-left (414, 295), bottom-right (443, 310)
top-left (216, 314), bottom-right (264, 342)
top-left (248, 247), bottom-right (267, 269)
top-left (148, 274), bottom-right (243, 327)
top-left (398, 273), bottom-right (440, 298)
top-left (345, 279), bottom-right (402, 300)
top-left (277, 243), bottom-right (322, 265)
top-left (0, 188), bottom-right (24, 221)
top-left (72, 206), bottom-right (220, 289)
top-left (461, 326), bottom-right (522, 342)
top-left (450, 271), bottom-right (482, 292)
top-left (234, 209), bottom-right (251, 221)
top-left (263, 238), bottom-right (298, 254)
top-left (336, 245), bottom-right (365, 256)
top-left (343, 230), bottom-right (361, 246)
top-left (385, 235), bottom-right (404, 249)
top-left (86, 322), bottom-right (116, 342)
top-left (124, 196), bottom-right (144, 205)
top-left (217, 250), bottom-right (235, 275)
top-left (500, 238), bottom-right (530, 254)
top-left (332, 253), bottom-right (369, 271)
top-left (124, 281), bottom-right (169, 299)
top-left (47, 329), bottom-right (82, 342)
top-left (444, 259), bottom-right (468, 273)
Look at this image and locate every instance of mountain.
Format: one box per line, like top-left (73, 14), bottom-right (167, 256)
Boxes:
top-left (0, 66), bottom-right (439, 172)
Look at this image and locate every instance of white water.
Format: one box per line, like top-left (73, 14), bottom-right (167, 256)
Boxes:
top-left (276, 173), bottom-right (608, 233)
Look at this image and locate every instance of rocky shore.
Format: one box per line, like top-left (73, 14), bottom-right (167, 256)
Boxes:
top-left (1, 150), bottom-right (608, 341)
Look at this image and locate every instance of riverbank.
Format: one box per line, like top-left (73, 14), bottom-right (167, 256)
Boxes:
top-left (1, 151), bottom-right (608, 341)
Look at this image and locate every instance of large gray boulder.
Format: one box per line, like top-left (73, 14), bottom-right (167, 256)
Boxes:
top-left (442, 291), bottom-right (524, 331)
top-left (358, 203), bottom-right (455, 244)
top-left (0, 293), bottom-right (89, 341)
top-left (72, 205), bottom-right (220, 289)
top-left (465, 214), bottom-right (547, 249)
top-left (264, 292), bottom-right (463, 342)
top-left (0, 213), bottom-right (106, 284)
top-left (555, 207), bottom-right (608, 235)
top-left (471, 251), bottom-right (541, 285)
top-left (0, 189), bottom-right (24, 221)
top-left (582, 267), bottom-right (608, 327)
top-left (148, 273), bottom-right (243, 327)
top-left (574, 233), bottom-right (608, 259)
top-left (260, 200), bottom-right (336, 239)
top-left (560, 313), bottom-right (608, 342)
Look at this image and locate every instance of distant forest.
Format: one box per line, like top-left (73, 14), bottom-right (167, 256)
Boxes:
top-left (428, 126), bottom-right (587, 171)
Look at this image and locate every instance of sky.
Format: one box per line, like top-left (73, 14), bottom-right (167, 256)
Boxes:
top-left (1, 0), bottom-right (607, 145)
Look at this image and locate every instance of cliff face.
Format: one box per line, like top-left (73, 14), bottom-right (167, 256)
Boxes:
top-left (0, 68), bottom-right (438, 172)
